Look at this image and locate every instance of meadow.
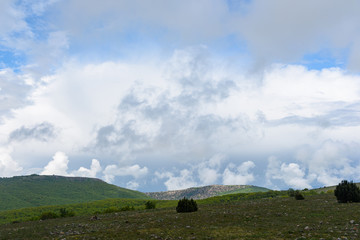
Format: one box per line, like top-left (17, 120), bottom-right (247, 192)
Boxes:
top-left (1, 191), bottom-right (359, 239)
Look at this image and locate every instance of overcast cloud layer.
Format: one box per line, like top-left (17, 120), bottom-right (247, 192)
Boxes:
top-left (0, 0), bottom-right (360, 191)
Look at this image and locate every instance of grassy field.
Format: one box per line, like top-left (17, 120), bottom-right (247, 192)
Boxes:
top-left (0, 192), bottom-right (359, 239)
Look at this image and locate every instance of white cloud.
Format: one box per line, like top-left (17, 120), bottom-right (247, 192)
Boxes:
top-left (239, 0), bottom-right (360, 70)
top-left (197, 154), bottom-right (224, 185)
top-left (0, 147), bottom-right (23, 177)
top-left (279, 163), bottom-right (313, 190)
top-left (198, 168), bottom-right (220, 186)
top-left (0, 0), bottom-right (30, 38)
top-left (0, 69), bottom-right (32, 118)
top-left (0, 39), bottom-right (360, 192)
top-left (266, 156), bottom-right (314, 189)
top-left (222, 161), bottom-right (255, 185)
top-left (71, 159), bottom-right (101, 178)
top-left (102, 164), bottom-right (148, 183)
top-left (126, 180), bottom-right (139, 190)
top-left (41, 151), bottom-right (69, 175)
top-left (156, 169), bottom-right (197, 191)
top-left (296, 140), bottom-right (360, 186)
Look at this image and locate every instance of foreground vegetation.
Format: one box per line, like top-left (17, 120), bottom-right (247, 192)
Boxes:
top-left (1, 192), bottom-right (359, 239)
top-left (0, 190), bottom-right (299, 224)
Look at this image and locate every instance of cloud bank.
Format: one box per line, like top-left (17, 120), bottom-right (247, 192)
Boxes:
top-left (0, 1), bottom-right (360, 191)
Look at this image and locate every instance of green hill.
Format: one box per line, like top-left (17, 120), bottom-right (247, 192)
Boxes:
top-left (0, 175), bottom-right (149, 211)
top-left (145, 185), bottom-right (270, 200)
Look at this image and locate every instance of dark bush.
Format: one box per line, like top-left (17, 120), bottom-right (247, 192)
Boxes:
top-left (59, 208), bottom-right (75, 217)
top-left (334, 180), bottom-right (360, 203)
top-left (294, 191), bottom-right (305, 200)
top-left (145, 201), bottom-right (156, 209)
top-left (40, 211), bottom-right (59, 220)
top-left (176, 197), bottom-right (198, 213)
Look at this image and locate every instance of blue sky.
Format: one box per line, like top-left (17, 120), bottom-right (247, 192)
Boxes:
top-left (1, 0), bottom-right (360, 192)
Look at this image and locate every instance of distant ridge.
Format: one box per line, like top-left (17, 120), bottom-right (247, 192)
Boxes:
top-left (0, 174), bottom-right (149, 211)
top-left (145, 185), bottom-right (269, 200)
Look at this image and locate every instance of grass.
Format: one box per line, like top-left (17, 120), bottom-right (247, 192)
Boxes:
top-left (0, 193), bottom-right (359, 239)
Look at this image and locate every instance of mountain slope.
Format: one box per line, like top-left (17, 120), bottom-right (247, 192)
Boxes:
top-left (145, 185), bottom-right (270, 200)
top-left (0, 175), bottom-right (149, 211)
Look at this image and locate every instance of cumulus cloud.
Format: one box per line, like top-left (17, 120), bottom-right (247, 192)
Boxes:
top-left (90, 48), bottom-right (259, 161)
top-left (1, 0), bottom-right (360, 192)
top-left (40, 152), bottom-right (102, 178)
top-left (265, 156), bottom-right (313, 189)
top-left (102, 164), bottom-right (148, 183)
top-left (71, 159), bottom-right (102, 178)
top-left (222, 161), bottom-right (256, 185)
top-left (0, 147), bottom-right (23, 177)
top-left (41, 151), bottom-right (69, 175)
top-left (156, 169), bottom-right (197, 191)
top-left (296, 140), bottom-right (360, 186)
top-left (197, 154), bottom-right (224, 185)
top-left (266, 139), bottom-right (360, 190)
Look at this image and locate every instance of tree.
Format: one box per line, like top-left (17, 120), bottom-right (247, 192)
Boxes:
top-left (334, 180), bottom-right (360, 203)
top-left (145, 201), bottom-right (156, 209)
top-left (176, 197), bottom-right (198, 213)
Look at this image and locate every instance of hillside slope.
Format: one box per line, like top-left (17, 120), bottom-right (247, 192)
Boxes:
top-left (145, 185), bottom-right (269, 200)
top-left (0, 175), bottom-right (149, 211)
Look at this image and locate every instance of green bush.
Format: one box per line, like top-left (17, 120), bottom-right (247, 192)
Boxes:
top-left (294, 191), bottom-right (305, 200)
top-left (120, 205), bottom-right (134, 211)
top-left (145, 201), bottom-right (156, 209)
top-left (39, 211), bottom-right (59, 220)
top-left (334, 180), bottom-right (360, 203)
top-left (103, 207), bottom-right (120, 213)
top-left (59, 208), bottom-right (75, 218)
top-left (176, 198), bottom-right (198, 213)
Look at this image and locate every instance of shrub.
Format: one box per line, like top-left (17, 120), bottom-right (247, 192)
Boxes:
top-left (40, 211), bottom-right (59, 220)
top-left (103, 207), bottom-right (120, 213)
top-left (294, 191), bottom-right (305, 200)
top-left (334, 180), bottom-right (360, 203)
top-left (120, 205), bottom-right (134, 211)
top-left (287, 188), bottom-right (295, 197)
top-left (59, 208), bottom-right (75, 218)
top-left (176, 198), bottom-right (198, 213)
top-left (145, 201), bottom-right (156, 210)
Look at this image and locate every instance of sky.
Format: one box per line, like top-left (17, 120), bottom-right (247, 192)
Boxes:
top-left (0, 0), bottom-right (360, 192)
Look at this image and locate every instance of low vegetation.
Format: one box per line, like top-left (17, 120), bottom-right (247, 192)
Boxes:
top-left (0, 180), bottom-right (359, 239)
top-left (1, 192), bottom-right (359, 239)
